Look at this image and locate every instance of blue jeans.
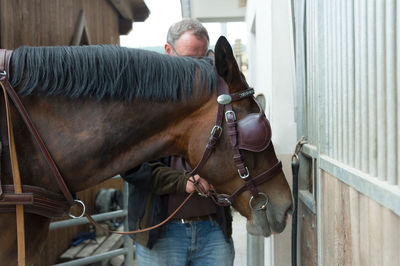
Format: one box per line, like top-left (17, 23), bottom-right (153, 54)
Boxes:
top-left (135, 219), bottom-right (235, 266)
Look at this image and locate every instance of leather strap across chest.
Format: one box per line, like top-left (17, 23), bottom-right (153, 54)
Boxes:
top-left (0, 49), bottom-right (75, 265)
top-left (0, 49), bottom-right (73, 214)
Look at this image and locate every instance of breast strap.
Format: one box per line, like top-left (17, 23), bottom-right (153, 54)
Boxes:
top-left (0, 49), bottom-right (73, 217)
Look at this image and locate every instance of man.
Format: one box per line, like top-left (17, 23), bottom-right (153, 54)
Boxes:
top-left (122, 19), bottom-right (234, 266)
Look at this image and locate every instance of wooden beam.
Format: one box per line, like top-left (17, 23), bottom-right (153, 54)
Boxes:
top-left (109, 0), bottom-right (133, 20)
top-left (71, 10), bottom-right (92, 45)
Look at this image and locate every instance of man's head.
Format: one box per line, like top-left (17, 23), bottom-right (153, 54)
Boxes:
top-left (165, 19), bottom-right (209, 57)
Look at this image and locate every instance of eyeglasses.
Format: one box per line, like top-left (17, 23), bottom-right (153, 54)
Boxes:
top-left (167, 42), bottom-right (208, 58)
top-left (168, 43), bottom-right (181, 56)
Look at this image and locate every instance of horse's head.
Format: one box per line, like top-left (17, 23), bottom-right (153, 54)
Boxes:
top-left (191, 36), bottom-right (293, 237)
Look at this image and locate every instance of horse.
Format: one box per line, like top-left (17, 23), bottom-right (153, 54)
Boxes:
top-left (0, 36), bottom-right (293, 265)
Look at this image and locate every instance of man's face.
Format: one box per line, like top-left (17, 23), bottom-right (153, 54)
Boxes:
top-left (165, 31), bottom-right (208, 57)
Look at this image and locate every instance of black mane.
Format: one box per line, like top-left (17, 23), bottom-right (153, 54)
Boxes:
top-left (9, 45), bottom-right (217, 101)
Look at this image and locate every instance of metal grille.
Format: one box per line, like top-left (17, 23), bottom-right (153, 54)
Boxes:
top-left (298, 0), bottom-right (399, 186)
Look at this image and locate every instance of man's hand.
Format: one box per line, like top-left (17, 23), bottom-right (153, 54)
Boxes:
top-left (186, 174), bottom-right (211, 195)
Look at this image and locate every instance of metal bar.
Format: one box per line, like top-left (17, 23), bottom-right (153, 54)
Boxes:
top-left (337, 0), bottom-right (343, 162)
top-left (340, 0), bottom-right (347, 163)
top-left (295, 0), bottom-right (306, 141)
top-left (385, 0), bottom-right (396, 185)
top-left (354, 0), bottom-right (361, 170)
top-left (397, 0), bottom-right (400, 186)
top-left (313, 0), bottom-right (318, 145)
top-left (303, 1), bottom-right (312, 141)
top-left (309, 0), bottom-right (314, 144)
top-left (332, 0), bottom-right (338, 160)
top-left (367, 0), bottom-right (377, 177)
top-left (312, 0), bottom-right (316, 145)
top-left (347, 0), bottom-right (355, 167)
top-left (298, 190), bottom-right (316, 213)
top-left (327, 0), bottom-right (333, 157)
top-left (360, 0), bottom-right (368, 173)
top-left (376, 0), bottom-right (387, 180)
top-left (123, 181), bottom-right (134, 266)
top-left (314, 0), bottom-right (319, 146)
top-left (321, 0), bottom-right (329, 155)
top-left (307, 0), bottom-right (312, 143)
top-left (53, 248), bottom-right (128, 266)
top-left (247, 234), bottom-right (264, 266)
top-left (49, 210), bottom-right (127, 230)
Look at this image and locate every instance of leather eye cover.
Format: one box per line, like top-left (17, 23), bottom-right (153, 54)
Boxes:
top-left (237, 113), bottom-right (272, 152)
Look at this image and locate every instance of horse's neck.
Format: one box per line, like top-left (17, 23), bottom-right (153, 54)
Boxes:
top-left (11, 95), bottom-right (214, 192)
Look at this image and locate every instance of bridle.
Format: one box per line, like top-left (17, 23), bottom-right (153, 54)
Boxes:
top-left (188, 76), bottom-right (282, 210)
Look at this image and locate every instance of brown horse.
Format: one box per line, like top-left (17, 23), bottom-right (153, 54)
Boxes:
top-left (0, 36), bottom-right (292, 265)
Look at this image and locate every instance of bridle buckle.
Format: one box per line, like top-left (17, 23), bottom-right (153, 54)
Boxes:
top-left (238, 167), bottom-right (250, 179)
top-left (225, 110), bottom-right (236, 122)
top-left (210, 125), bottom-right (222, 138)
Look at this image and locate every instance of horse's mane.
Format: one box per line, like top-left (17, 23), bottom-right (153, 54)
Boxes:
top-left (9, 45), bottom-right (217, 101)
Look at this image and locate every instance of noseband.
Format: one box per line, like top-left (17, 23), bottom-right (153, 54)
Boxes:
top-left (189, 76), bottom-right (282, 209)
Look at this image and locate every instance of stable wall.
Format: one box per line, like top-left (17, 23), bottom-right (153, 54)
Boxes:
top-left (0, 0), bottom-right (120, 48)
top-left (321, 171), bottom-right (399, 266)
top-left (245, 0), bottom-right (297, 265)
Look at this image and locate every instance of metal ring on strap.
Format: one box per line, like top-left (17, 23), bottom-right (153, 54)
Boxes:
top-left (68, 199), bottom-right (86, 219)
top-left (249, 192), bottom-right (269, 211)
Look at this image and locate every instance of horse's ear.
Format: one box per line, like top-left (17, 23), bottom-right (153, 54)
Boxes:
top-left (214, 36), bottom-right (241, 88)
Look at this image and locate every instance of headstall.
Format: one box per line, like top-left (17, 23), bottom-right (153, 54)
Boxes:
top-left (189, 76), bottom-right (282, 210)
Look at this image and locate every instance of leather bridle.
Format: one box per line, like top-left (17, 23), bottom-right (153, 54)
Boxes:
top-left (188, 76), bottom-right (282, 210)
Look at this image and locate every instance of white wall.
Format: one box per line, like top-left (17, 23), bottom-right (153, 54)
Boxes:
top-left (190, 0), bottom-right (246, 22)
top-left (246, 0), bottom-right (297, 265)
top-left (246, 0), bottom-right (297, 155)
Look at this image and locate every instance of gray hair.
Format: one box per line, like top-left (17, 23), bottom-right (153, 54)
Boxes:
top-left (167, 19), bottom-right (209, 46)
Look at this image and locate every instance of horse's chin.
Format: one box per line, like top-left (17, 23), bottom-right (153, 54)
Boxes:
top-left (246, 209), bottom-right (289, 237)
top-left (246, 218), bottom-right (272, 237)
